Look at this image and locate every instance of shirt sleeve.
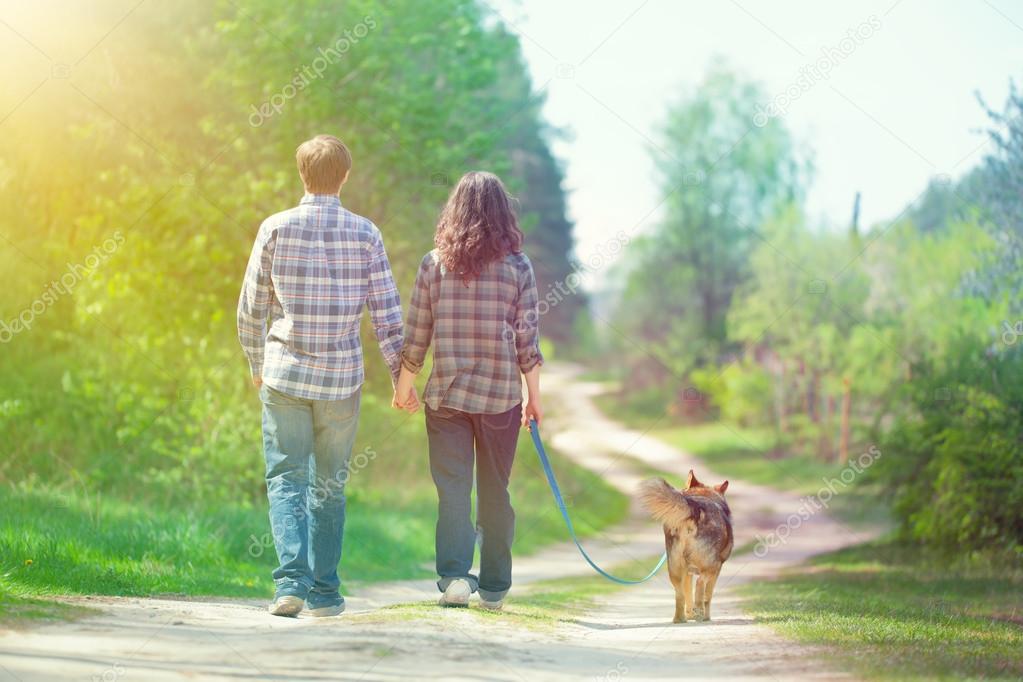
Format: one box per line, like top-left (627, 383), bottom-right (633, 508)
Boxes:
top-left (514, 256), bottom-right (544, 373)
top-left (237, 226), bottom-right (275, 380)
top-left (366, 228), bottom-right (404, 384)
top-left (400, 253), bottom-right (435, 373)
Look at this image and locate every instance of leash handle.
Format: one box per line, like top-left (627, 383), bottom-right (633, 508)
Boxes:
top-left (528, 419), bottom-right (667, 585)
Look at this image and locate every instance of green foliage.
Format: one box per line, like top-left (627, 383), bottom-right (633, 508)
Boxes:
top-left (954, 83), bottom-right (1023, 318)
top-left (0, 0), bottom-right (611, 600)
top-left (612, 62), bottom-right (807, 378)
top-left (691, 360), bottom-right (773, 427)
top-left (878, 341), bottom-right (1023, 558)
top-left (0, 0), bottom-right (579, 499)
top-left (609, 68), bottom-right (1022, 555)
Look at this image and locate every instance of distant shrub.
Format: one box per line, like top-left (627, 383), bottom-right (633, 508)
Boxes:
top-left (878, 338), bottom-right (1023, 559)
top-left (691, 360), bottom-right (774, 427)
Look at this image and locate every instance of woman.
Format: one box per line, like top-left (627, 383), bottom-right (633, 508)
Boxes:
top-left (394, 171), bottom-right (543, 610)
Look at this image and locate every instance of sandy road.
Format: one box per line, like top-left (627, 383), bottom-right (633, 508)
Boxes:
top-left (0, 363), bottom-right (878, 681)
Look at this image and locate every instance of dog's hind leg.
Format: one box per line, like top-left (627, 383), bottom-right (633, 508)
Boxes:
top-left (681, 569), bottom-right (694, 621)
top-left (693, 572), bottom-right (706, 621)
top-left (700, 566), bottom-right (721, 621)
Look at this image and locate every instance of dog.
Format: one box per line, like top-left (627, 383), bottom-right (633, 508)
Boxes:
top-left (639, 470), bottom-right (732, 623)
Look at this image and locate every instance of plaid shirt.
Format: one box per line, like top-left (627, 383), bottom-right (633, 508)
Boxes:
top-left (401, 249), bottom-right (544, 414)
top-left (237, 194), bottom-right (403, 401)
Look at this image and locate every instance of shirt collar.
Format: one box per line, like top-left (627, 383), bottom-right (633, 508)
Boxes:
top-left (300, 193), bottom-right (342, 207)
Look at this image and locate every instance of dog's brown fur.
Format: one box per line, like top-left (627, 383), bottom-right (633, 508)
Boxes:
top-left (639, 470), bottom-right (732, 623)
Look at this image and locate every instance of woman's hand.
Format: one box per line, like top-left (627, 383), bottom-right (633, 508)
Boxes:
top-left (521, 364), bottom-right (541, 430)
top-left (392, 367), bottom-right (420, 413)
top-left (522, 396), bottom-right (542, 430)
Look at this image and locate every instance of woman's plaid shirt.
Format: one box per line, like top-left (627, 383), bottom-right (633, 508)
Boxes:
top-left (400, 250), bottom-right (544, 414)
top-left (237, 194), bottom-right (403, 400)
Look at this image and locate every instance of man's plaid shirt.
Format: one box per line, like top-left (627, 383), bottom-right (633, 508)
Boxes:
top-left (400, 250), bottom-right (544, 414)
top-left (237, 194), bottom-right (403, 401)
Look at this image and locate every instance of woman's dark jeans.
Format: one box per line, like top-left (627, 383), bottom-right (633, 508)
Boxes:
top-left (425, 403), bottom-right (521, 601)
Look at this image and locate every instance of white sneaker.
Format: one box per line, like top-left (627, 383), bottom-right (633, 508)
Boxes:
top-left (478, 598), bottom-right (504, 611)
top-left (268, 595), bottom-right (304, 617)
top-left (438, 579), bottom-right (472, 607)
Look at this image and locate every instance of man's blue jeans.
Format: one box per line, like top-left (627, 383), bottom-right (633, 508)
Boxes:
top-left (260, 384), bottom-right (360, 607)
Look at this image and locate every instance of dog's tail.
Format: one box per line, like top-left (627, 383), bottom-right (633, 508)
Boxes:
top-left (638, 478), bottom-right (694, 528)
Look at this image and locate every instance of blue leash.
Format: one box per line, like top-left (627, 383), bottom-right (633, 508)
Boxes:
top-left (528, 419), bottom-right (667, 585)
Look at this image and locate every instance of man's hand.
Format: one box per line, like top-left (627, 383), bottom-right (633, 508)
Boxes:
top-left (252, 376), bottom-right (263, 389)
top-left (392, 368), bottom-right (420, 413)
top-left (403, 386), bottom-right (421, 414)
top-left (392, 385), bottom-right (420, 413)
top-left (522, 396), bottom-right (542, 430)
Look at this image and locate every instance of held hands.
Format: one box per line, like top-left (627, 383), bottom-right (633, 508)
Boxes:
top-left (392, 368), bottom-right (420, 413)
top-left (392, 385), bottom-right (420, 413)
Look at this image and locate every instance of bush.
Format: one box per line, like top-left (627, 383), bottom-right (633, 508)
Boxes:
top-left (878, 338), bottom-right (1023, 559)
top-left (691, 360), bottom-right (774, 427)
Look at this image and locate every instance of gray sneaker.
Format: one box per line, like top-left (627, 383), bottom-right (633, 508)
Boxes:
top-left (307, 602), bottom-right (345, 618)
top-left (478, 598), bottom-right (504, 611)
top-left (307, 592), bottom-right (345, 618)
top-left (438, 579), bottom-right (472, 607)
top-left (268, 595), bottom-right (304, 617)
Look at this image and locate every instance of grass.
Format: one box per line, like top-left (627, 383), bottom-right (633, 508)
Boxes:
top-left (0, 589), bottom-right (97, 628)
top-left (1, 408), bottom-right (627, 623)
top-left (740, 539), bottom-right (1023, 681)
top-left (593, 393), bottom-right (888, 527)
top-left (352, 557), bottom-right (655, 632)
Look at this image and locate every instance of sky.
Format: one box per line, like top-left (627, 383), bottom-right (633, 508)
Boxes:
top-left (488, 0), bottom-right (1023, 265)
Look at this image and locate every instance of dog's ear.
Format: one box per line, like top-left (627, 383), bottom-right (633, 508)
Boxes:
top-left (715, 480), bottom-right (729, 494)
top-left (686, 469), bottom-right (701, 489)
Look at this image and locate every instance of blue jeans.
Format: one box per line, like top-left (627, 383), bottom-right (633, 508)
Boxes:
top-left (425, 403), bottom-right (521, 602)
top-left (260, 384), bottom-right (360, 607)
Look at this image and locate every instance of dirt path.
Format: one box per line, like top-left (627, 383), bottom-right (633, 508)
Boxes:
top-left (0, 363), bottom-right (879, 681)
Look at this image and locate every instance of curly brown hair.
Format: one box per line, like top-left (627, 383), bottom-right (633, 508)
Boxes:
top-left (434, 171), bottom-right (524, 282)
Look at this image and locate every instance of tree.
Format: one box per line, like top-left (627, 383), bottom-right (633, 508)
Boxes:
top-left (487, 25), bottom-right (585, 345)
top-left (970, 80), bottom-right (1023, 313)
top-left (613, 62), bottom-right (806, 384)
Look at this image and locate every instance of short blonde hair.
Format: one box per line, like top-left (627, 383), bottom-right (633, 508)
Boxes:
top-left (296, 134), bottom-right (352, 194)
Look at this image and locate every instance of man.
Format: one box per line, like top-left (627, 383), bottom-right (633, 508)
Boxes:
top-left (237, 134), bottom-right (414, 617)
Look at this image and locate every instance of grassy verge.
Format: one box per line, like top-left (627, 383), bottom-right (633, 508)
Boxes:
top-left (353, 557), bottom-right (656, 632)
top-left (1, 406), bottom-right (627, 623)
top-left (346, 481), bottom-right (762, 631)
top-left (0, 589), bottom-right (97, 629)
top-left (593, 393), bottom-right (887, 527)
top-left (740, 540), bottom-right (1023, 681)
